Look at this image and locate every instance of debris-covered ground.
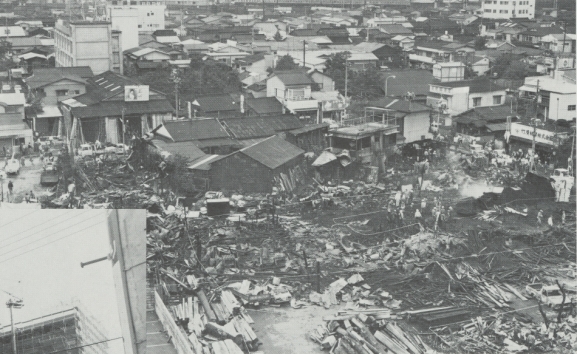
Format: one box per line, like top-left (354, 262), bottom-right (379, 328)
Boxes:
top-left (41, 143), bottom-right (577, 353)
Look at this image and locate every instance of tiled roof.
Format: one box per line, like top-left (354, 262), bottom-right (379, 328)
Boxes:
top-left (245, 97), bottom-right (283, 115)
top-left (455, 105), bottom-right (517, 120)
top-left (32, 66), bottom-right (93, 79)
top-left (434, 78), bottom-right (506, 93)
top-left (236, 53), bottom-right (266, 65)
top-left (71, 99), bottom-right (174, 118)
top-left (26, 73), bottom-right (86, 89)
top-left (74, 71), bottom-right (146, 105)
top-left (236, 135), bottom-right (304, 170)
top-left (288, 122), bottom-right (330, 135)
top-left (379, 24), bottom-right (413, 35)
top-left (272, 71), bottom-right (314, 86)
top-left (193, 94), bottom-right (239, 113)
top-left (221, 115), bottom-right (303, 139)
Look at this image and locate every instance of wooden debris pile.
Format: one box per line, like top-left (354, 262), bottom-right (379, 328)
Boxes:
top-left (310, 312), bottom-right (435, 354)
top-left (167, 288), bottom-right (261, 353)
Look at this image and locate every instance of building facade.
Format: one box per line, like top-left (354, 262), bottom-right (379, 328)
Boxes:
top-left (54, 20), bottom-right (123, 75)
top-left (0, 307), bottom-right (108, 354)
top-left (480, 0), bottom-right (535, 20)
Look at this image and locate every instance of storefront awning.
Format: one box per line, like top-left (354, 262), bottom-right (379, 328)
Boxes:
top-left (486, 123), bottom-right (507, 132)
top-left (518, 85), bottom-right (537, 93)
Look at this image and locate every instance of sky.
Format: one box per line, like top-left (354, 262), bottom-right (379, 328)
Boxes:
top-left (0, 209), bottom-right (125, 354)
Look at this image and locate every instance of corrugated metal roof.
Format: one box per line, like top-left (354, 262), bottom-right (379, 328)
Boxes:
top-left (288, 122), bottom-right (330, 135)
top-left (222, 115), bottom-right (304, 139)
top-left (151, 140), bottom-right (206, 162)
top-left (163, 118), bottom-right (231, 142)
top-left (238, 135), bottom-right (304, 170)
top-left (245, 97), bottom-right (283, 115)
top-left (193, 94), bottom-right (239, 113)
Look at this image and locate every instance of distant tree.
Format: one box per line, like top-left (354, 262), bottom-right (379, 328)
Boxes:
top-left (474, 37), bottom-right (487, 50)
top-left (324, 52), bottom-right (349, 93)
top-left (503, 61), bottom-right (530, 80)
top-left (464, 64), bottom-right (478, 79)
top-left (138, 60), bottom-right (242, 106)
top-left (273, 31), bottom-right (283, 42)
top-left (349, 66), bottom-right (383, 99)
top-left (275, 54), bottom-right (298, 70)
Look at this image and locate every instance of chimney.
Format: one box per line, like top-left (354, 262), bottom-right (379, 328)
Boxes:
top-left (240, 94), bottom-right (245, 114)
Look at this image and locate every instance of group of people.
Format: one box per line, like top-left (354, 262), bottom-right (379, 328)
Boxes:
top-left (379, 189), bottom-right (452, 232)
top-left (536, 209), bottom-right (566, 227)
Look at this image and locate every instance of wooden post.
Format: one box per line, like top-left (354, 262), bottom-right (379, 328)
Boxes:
top-left (196, 227), bottom-right (202, 270)
top-left (316, 261), bottom-right (321, 293)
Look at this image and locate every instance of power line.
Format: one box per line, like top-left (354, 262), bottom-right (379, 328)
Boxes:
top-left (46, 336), bottom-right (123, 354)
top-left (0, 209), bottom-right (91, 244)
top-left (0, 211), bottom-right (99, 257)
top-left (0, 218), bottom-right (107, 265)
top-left (0, 210), bottom-right (44, 230)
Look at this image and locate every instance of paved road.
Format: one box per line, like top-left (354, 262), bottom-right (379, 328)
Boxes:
top-left (0, 156), bottom-right (52, 204)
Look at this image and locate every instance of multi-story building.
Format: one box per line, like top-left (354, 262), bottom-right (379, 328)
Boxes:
top-left (427, 78), bottom-right (508, 115)
top-left (0, 307), bottom-right (109, 354)
top-left (54, 20), bottom-right (123, 75)
top-left (480, 0), bottom-right (535, 20)
top-left (107, 4), bottom-right (165, 35)
top-left (518, 70), bottom-right (576, 121)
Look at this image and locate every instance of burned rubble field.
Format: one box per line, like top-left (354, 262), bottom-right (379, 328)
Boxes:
top-left (48, 150), bottom-right (576, 353)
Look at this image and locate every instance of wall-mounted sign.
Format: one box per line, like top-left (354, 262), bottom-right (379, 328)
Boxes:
top-left (511, 122), bottom-right (561, 146)
top-left (124, 85), bottom-right (149, 102)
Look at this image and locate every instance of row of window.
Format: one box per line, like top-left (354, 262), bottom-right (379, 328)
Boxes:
top-left (56, 89), bottom-right (81, 96)
top-left (569, 105), bottom-right (576, 111)
top-left (485, 0), bottom-right (531, 4)
top-left (518, 10), bottom-right (529, 14)
top-left (472, 95), bottom-right (502, 107)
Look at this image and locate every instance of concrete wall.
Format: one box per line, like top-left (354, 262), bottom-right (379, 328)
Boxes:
top-left (55, 21), bottom-right (113, 75)
top-left (266, 76), bottom-right (285, 98)
top-left (40, 80), bottom-right (86, 106)
top-left (548, 92), bottom-right (576, 121)
top-left (403, 111), bottom-right (433, 143)
top-left (468, 90), bottom-right (507, 110)
top-left (107, 6), bottom-right (139, 51)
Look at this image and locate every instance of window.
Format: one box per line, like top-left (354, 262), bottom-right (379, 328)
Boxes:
top-left (493, 95), bottom-right (502, 104)
top-left (493, 9), bottom-right (497, 13)
top-left (473, 97), bottom-right (482, 107)
top-left (56, 89), bottom-right (68, 96)
top-left (569, 105), bottom-right (576, 111)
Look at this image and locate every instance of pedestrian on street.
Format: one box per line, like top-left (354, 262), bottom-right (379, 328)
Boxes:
top-left (25, 192), bottom-right (30, 203)
top-left (29, 190), bottom-right (35, 200)
top-left (20, 155), bottom-right (25, 167)
top-left (537, 209), bottom-right (543, 225)
top-left (8, 180), bottom-right (13, 196)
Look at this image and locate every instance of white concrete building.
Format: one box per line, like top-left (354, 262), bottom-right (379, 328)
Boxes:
top-left (54, 20), bottom-right (123, 75)
top-left (427, 78), bottom-right (507, 115)
top-left (107, 6), bottom-right (139, 51)
top-left (518, 70), bottom-right (576, 121)
top-left (480, 0), bottom-right (535, 20)
top-left (107, 5), bottom-right (165, 35)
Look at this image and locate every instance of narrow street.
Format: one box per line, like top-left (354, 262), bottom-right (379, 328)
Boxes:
top-left (1, 156), bottom-right (55, 204)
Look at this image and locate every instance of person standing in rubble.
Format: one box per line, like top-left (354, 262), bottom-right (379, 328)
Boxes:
top-left (68, 180), bottom-right (76, 200)
top-left (561, 210), bottom-right (566, 225)
top-left (414, 208), bottom-right (422, 226)
top-left (399, 206), bottom-right (405, 226)
top-left (395, 190), bottom-right (401, 207)
top-left (421, 197), bottom-right (427, 216)
top-left (547, 215), bottom-right (553, 227)
top-left (537, 209), bottom-right (543, 225)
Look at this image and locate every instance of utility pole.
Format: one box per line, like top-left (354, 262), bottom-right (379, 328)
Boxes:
top-left (121, 107), bottom-right (126, 148)
top-left (344, 55), bottom-right (349, 121)
top-left (302, 40), bottom-right (306, 68)
top-left (6, 297), bottom-right (24, 354)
